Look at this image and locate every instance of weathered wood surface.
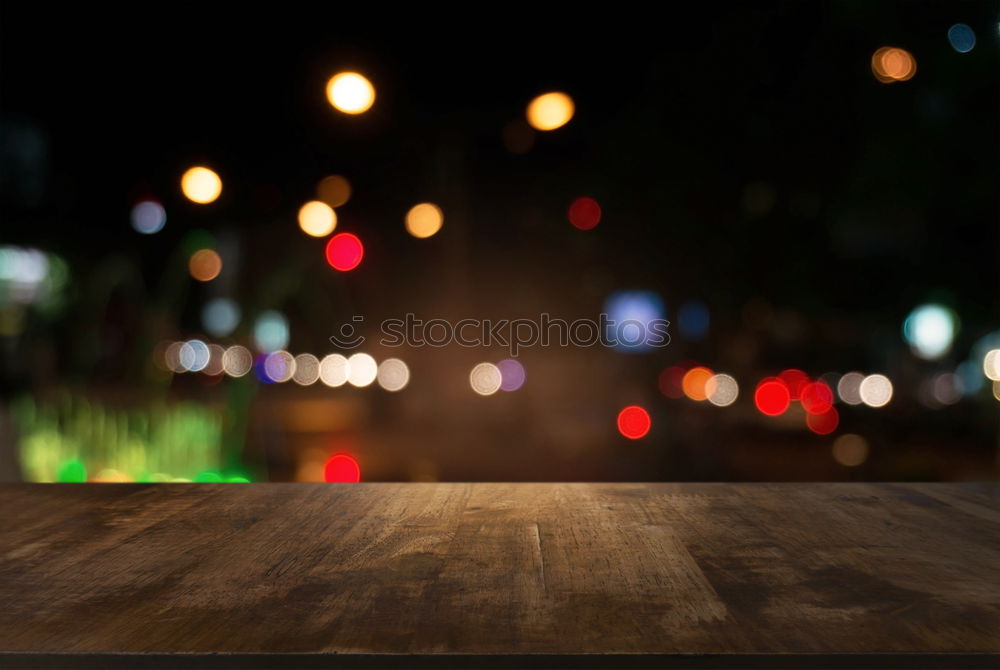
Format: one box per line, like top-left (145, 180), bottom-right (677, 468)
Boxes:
top-left (0, 483), bottom-right (998, 667)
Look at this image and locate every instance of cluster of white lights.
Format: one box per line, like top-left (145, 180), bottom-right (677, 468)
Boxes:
top-left (837, 372), bottom-right (893, 408)
top-left (161, 342), bottom-right (409, 391)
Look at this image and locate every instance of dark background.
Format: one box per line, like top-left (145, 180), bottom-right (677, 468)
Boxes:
top-left (1, 2), bottom-right (997, 483)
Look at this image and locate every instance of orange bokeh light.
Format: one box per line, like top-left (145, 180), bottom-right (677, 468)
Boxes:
top-left (872, 47), bottom-right (916, 83)
top-left (681, 366), bottom-right (714, 401)
top-left (188, 249), bottom-right (222, 282)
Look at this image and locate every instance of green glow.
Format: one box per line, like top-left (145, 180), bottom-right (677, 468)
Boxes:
top-left (195, 471), bottom-right (223, 483)
top-left (182, 229), bottom-right (216, 256)
top-left (13, 392), bottom-right (256, 483)
top-left (57, 459), bottom-right (86, 483)
top-left (225, 476), bottom-right (251, 483)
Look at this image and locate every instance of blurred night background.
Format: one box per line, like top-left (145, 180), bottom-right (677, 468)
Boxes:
top-left (0, 3), bottom-right (997, 484)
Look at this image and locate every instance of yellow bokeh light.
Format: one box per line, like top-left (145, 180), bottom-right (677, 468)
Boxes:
top-left (526, 92), bottom-right (575, 131)
top-left (181, 166), bottom-right (222, 204)
top-left (317, 175), bottom-right (352, 208)
top-left (326, 72), bottom-right (375, 114)
top-left (188, 249), bottom-right (222, 282)
top-left (405, 202), bottom-right (444, 239)
top-left (298, 201), bottom-right (337, 237)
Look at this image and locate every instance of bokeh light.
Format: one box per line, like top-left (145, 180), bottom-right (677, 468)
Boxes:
top-left (469, 362), bottom-right (502, 396)
top-left (57, 459), bottom-right (86, 483)
top-left (253, 310), bottom-right (289, 352)
top-left (181, 166), bottom-right (222, 204)
top-left (837, 371), bottom-right (865, 405)
top-left (779, 369), bottom-right (810, 401)
top-left (346, 352), bottom-right (377, 387)
top-left (681, 366), bottom-right (714, 401)
top-left (706, 373), bottom-right (738, 407)
top-left (292, 353), bottom-right (320, 385)
top-left (800, 381), bottom-right (834, 415)
top-left (254, 353), bottom-right (274, 383)
top-left (319, 354), bottom-right (350, 387)
top-left (832, 434), bottom-right (869, 467)
top-left (324, 454), bottom-right (361, 482)
top-left (983, 349), bottom-right (1000, 381)
top-left (164, 341), bottom-right (184, 373)
top-left (317, 175), bottom-right (352, 208)
top-left (871, 47), bottom-right (916, 83)
top-left (405, 203), bottom-right (444, 239)
top-left (956, 360), bottom-right (984, 397)
top-left (179, 339), bottom-right (210, 372)
top-left (526, 92), bottom-right (574, 131)
top-left (603, 290), bottom-right (666, 352)
top-left (326, 72), bottom-right (375, 114)
top-left (202, 298), bottom-right (240, 337)
top-left (204, 344), bottom-right (225, 376)
top-left (298, 201), bottom-right (337, 237)
top-left (222, 345), bottom-right (253, 377)
top-left (188, 249), bottom-right (222, 282)
top-left (947, 24), bottom-right (976, 53)
top-left (325, 232), bottom-right (364, 271)
top-left (568, 197), bottom-right (601, 230)
top-left (95, 469), bottom-right (131, 483)
top-left (931, 372), bottom-right (963, 406)
top-left (263, 350), bottom-right (295, 383)
top-left (658, 365), bottom-right (687, 399)
top-left (677, 300), bottom-right (709, 340)
top-left (497, 358), bottom-right (526, 392)
top-left (806, 407), bottom-right (839, 435)
top-left (755, 378), bottom-right (791, 416)
top-left (903, 304), bottom-right (957, 359)
top-left (376, 358), bottom-right (410, 391)
top-left (195, 471), bottom-right (222, 483)
top-left (616, 405), bottom-right (651, 440)
top-left (130, 200), bottom-right (166, 234)
top-left (859, 374), bottom-right (893, 408)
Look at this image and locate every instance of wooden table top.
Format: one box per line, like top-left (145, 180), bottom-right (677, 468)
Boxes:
top-left (1, 483), bottom-right (998, 669)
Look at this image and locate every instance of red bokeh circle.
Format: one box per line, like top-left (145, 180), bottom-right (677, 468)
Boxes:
top-left (755, 378), bottom-right (791, 416)
top-left (325, 233), bottom-right (364, 271)
top-left (324, 454), bottom-right (361, 483)
top-left (617, 405), bottom-right (651, 439)
top-left (568, 197), bottom-right (601, 230)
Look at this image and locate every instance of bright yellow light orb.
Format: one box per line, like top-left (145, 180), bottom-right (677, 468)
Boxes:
top-left (405, 202), bottom-right (443, 239)
top-left (181, 166), bottom-right (222, 204)
top-left (526, 92), bottom-right (574, 131)
top-left (298, 200), bottom-right (337, 237)
top-left (326, 72), bottom-right (376, 114)
top-left (317, 175), bottom-right (352, 207)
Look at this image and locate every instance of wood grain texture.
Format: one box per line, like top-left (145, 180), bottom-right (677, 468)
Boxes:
top-left (0, 483), bottom-right (998, 666)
